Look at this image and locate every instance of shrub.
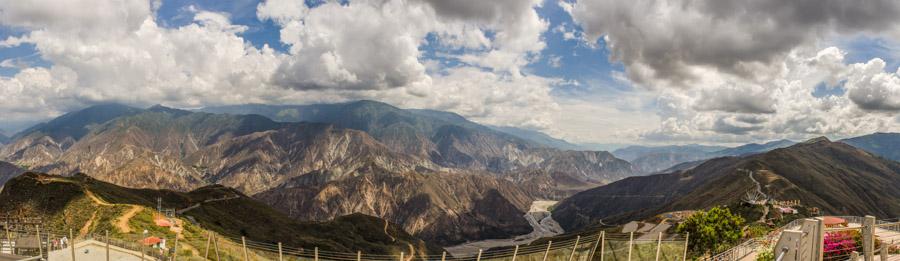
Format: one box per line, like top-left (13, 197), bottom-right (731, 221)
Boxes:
top-left (756, 248), bottom-right (774, 261)
top-left (676, 206), bottom-right (745, 255)
top-left (823, 232), bottom-right (857, 259)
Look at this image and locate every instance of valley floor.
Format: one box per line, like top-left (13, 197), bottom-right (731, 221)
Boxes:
top-left (444, 200), bottom-right (564, 257)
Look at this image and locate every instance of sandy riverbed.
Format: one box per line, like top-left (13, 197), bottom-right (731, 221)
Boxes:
top-left (444, 200), bottom-right (565, 257)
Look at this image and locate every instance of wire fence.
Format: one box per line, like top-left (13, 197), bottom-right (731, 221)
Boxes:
top-left (2, 225), bottom-right (689, 261)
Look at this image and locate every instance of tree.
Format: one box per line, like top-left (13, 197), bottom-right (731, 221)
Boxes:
top-left (676, 206), bottom-right (746, 255)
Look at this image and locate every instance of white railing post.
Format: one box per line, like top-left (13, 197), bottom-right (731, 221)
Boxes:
top-left (568, 235), bottom-right (581, 261)
top-left (241, 236), bottom-right (248, 261)
top-left (512, 245), bottom-right (519, 261)
top-left (69, 229), bottom-right (75, 261)
top-left (37, 225), bottom-right (43, 259)
top-left (105, 230), bottom-right (110, 261)
top-left (476, 249), bottom-right (483, 261)
top-left (655, 232), bottom-right (663, 261)
top-left (627, 232), bottom-right (634, 261)
top-left (213, 235), bottom-right (221, 261)
top-left (542, 241), bottom-right (553, 261)
top-left (683, 232), bottom-right (689, 261)
top-left (588, 232), bottom-right (603, 261)
top-left (204, 233), bottom-right (212, 260)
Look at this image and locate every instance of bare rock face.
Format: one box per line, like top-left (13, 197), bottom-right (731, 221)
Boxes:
top-left (202, 101), bottom-right (638, 197)
top-left (22, 107), bottom-right (434, 194)
top-left (188, 123), bottom-right (435, 194)
top-left (254, 165), bottom-right (534, 245)
top-left (0, 134), bottom-right (73, 168)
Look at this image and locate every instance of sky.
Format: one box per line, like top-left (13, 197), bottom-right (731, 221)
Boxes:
top-left (1, 0), bottom-right (899, 146)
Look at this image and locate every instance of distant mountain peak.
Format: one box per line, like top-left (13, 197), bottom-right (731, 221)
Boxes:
top-left (147, 104), bottom-right (192, 116)
top-left (802, 136), bottom-right (831, 144)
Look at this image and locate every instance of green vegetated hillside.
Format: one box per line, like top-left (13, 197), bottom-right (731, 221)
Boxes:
top-left (0, 172), bottom-right (439, 256)
top-left (554, 138), bottom-right (900, 231)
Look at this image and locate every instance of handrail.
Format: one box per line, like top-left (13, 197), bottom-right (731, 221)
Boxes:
top-left (704, 215), bottom-right (890, 261)
top-left (774, 247), bottom-right (788, 261)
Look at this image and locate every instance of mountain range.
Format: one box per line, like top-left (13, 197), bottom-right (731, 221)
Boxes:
top-left (201, 102), bottom-right (635, 192)
top-left (841, 132), bottom-right (900, 162)
top-left (553, 138), bottom-right (900, 231)
top-left (3, 100), bottom-right (900, 248)
top-left (0, 101), bottom-right (637, 245)
top-left (612, 140), bottom-right (797, 174)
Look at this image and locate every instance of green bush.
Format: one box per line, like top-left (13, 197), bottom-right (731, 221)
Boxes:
top-left (676, 206), bottom-right (745, 255)
top-left (756, 249), bottom-right (774, 261)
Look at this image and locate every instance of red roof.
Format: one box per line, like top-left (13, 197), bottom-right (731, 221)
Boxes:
top-left (142, 236), bottom-right (162, 246)
top-left (155, 218), bottom-right (172, 227)
top-left (823, 216), bottom-right (847, 226)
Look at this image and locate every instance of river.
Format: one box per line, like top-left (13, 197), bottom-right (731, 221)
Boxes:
top-left (444, 200), bottom-right (565, 257)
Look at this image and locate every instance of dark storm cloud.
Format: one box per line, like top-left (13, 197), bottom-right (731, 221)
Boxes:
top-left (568, 0), bottom-right (900, 87)
top-left (712, 117), bottom-right (765, 135)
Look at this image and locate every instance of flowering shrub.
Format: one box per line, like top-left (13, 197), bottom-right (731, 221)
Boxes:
top-left (886, 243), bottom-right (900, 255)
top-left (823, 232), bottom-right (857, 259)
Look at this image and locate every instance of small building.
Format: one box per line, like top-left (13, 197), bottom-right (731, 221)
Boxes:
top-left (822, 216), bottom-right (848, 228)
top-left (778, 207), bottom-right (798, 214)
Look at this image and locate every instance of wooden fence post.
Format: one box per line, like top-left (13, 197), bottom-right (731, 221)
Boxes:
top-left (568, 235), bottom-right (581, 261)
top-left (542, 241), bottom-right (553, 261)
top-left (599, 232), bottom-right (607, 261)
top-left (441, 251), bottom-right (447, 261)
top-left (69, 229), bottom-right (75, 261)
top-left (357, 250), bottom-right (361, 261)
top-left (476, 249), bottom-right (483, 261)
top-left (241, 236), bottom-right (249, 261)
top-left (4, 221), bottom-right (10, 253)
top-left (204, 233), bottom-right (211, 260)
top-left (279, 242), bottom-right (284, 261)
top-left (314, 247), bottom-right (319, 261)
top-left (36, 225), bottom-right (43, 259)
top-left (213, 235), bottom-right (221, 261)
top-left (682, 232), bottom-right (690, 261)
top-left (627, 232), bottom-right (634, 261)
top-left (852, 251), bottom-right (860, 260)
top-left (655, 232), bottom-right (663, 261)
top-left (512, 245), bottom-right (519, 261)
top-left (400, 251), bottom-right (404, 261)
top-left (864, 216), bottom-right (876, 261)
top-left (588, 232), bottom-right (603, 261)
top-left (105, 230), bottom-right (110, 261)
